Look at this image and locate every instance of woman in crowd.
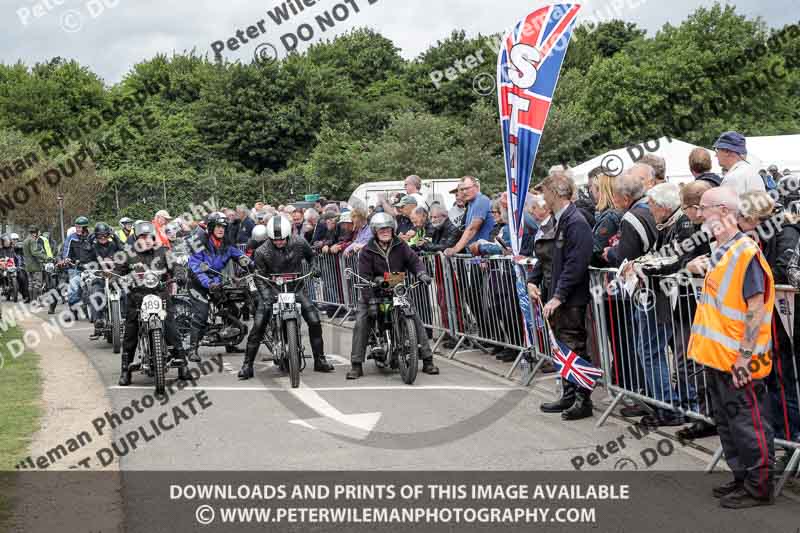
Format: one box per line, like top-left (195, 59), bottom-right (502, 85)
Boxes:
top-left (590, 172), bottom-right (623, 266)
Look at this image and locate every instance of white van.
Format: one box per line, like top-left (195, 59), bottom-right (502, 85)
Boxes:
top-left (348, 179), bottom-right (461, 211)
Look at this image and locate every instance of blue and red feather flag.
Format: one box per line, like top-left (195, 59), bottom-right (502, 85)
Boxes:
top-left (547, 325), bottom-right (604, 389)
top-left (497, 3), bottom-right (582, 347)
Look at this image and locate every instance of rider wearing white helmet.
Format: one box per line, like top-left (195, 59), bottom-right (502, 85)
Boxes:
top-left (237, 215), bottom-right (334, 379)
top-left (346, 212), bottom-right (438, 379)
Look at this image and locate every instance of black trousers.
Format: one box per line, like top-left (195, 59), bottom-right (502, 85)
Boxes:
top-left (550, 304), bottom-right (590, 393)
top-left (707, 368), bottom-right (775, 499)
top-left (350, 303), bottom-right (433, 364)
top-left (245, 291), bottom-right (324, 358)
top-left (122, 291), bottom-right (178, 357)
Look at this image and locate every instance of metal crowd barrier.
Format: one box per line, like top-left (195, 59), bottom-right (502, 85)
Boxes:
top-left (588, 267), bottom-right (800, 496)
top-left (308, 251), bottom-right (553, 384)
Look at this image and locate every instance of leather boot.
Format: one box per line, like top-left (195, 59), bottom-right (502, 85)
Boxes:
top-left (541, 381), bottom-right (576, 413)
top-left (314, 355), bottom-right (335, 372)
top-left (346, 363), bottom-right (363, 380)
top-left (118, 354), bottom-right (132, 386)
top-left (238, 346), bottom-right (257, 380)
top-left (562, 387), bottom-right (594, 420)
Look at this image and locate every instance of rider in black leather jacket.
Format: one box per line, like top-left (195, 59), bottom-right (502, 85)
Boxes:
top-left (238, 215), bottom-right (334, 380)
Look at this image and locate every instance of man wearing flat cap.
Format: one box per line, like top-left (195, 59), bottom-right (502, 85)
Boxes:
top-left (713, 131), bottom-right (765, 196)
top-left (394, 195), bottom-right (418, 240)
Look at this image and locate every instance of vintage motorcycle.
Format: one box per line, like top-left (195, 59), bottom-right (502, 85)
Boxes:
top-left (128, 269), bottom-right (190, 394)
top-left (202, 263), bottom-right (316, 388)
top-left (0, 257), bottom-right (19, 302)
top-left (83, 269), bottom-right (125, 353)
top-left (346, 268), bottom-right (422, 385)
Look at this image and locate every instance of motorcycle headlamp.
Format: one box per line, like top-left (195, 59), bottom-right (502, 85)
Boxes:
top-left (143, 272), bottom-right (160, 289)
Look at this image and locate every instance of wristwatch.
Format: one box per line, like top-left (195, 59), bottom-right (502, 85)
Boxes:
top-left (739, 349), bottom-right (753, 359)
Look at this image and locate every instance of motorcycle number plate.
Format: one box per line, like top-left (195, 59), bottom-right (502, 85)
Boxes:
top-left (393, 297), bottom-right (404, 306)
top-left (141, 295), bottom-right (162, 313)
top-left (278, 293), bottom-right (296, 305)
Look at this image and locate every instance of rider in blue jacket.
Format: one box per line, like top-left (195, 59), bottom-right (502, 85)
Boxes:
top-left (187, 212), bottom-right (250, 362)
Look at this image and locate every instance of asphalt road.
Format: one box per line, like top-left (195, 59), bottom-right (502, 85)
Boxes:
top-left (25, 309), bottom-right (800, 532)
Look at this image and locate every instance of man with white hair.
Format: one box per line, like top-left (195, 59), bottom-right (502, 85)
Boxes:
top-left (404, 174), bottom-right (428, 210)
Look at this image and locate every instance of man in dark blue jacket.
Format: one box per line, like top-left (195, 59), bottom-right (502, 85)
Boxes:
top-left (527, 171), bottom-right (594, 420)
top-left (187, 212), bottom-right (249, 362)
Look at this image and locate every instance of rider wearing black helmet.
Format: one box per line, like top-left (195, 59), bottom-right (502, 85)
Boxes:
top-left (346, 212), bottom-right (438, 380)
top-left (86, 222), bottom-right (125, 338)
top-left (115, 221), bottom-right (182, 386)
top-left (238, 214), bottom-right (334, 380)
top-left (186, 212), bottom-right (251, 362)
top-left (64, 216), bottom-right (91, 320)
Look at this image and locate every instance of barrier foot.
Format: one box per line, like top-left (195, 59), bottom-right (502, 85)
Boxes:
top-left (432, 333), bottom-right (446, 355)
top-left (447, 336), bottom-right (466, 360)
top-left (338, 308), bottom-right (353, 327)
top-left (523, 354), bottom-right (546, 387)
top-left (505, 350), bottom-right (526, 380)
top-left (705, 446), bottom-right (724, 474)
top-left (595, 392), bottom-right (624, 429)
top-left (775, 448), bottom-right (800, 498)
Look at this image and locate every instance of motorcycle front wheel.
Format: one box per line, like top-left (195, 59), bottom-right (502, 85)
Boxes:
top-left (394, 313), bottom-right (419, 385)
top-left (110, 301), bottom-right (122, 354)
top-left (151, 328), bottom-right (167, 395)
top-left (285, 318), bottom-right (301, 389)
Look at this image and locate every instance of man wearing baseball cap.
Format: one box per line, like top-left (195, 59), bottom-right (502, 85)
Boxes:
top-left (152, 209), bottom-right (173, 249)
top-left (393, 195), bottom-right (417, 239)
top-left (713, 131), bottom-right (765, 196)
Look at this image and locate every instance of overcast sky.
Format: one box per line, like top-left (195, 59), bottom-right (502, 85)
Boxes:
top-left (2, 0), bottom-right (797, 84)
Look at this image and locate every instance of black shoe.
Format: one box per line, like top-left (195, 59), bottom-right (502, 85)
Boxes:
top-left (346, 363), bottom-right (363, 380)
top-left (422, 360), bottom-right (439, 375)
top-left (314, 356), bottom-right (335, 372)
top-left (562, 389), bottom-right (593, 420)
top-left (188, 351), bottom-right (201, 363)
top-left (620, 404), bottom-right (651, 418)
top-left (238, 364), bottom-right (254, 380)
top-left (676, 421), bottom-right (718, 441)
top-left (713, 480), bottom-right (743, 499)
top-left (490, 345), bottom-right (504, 355)
top-left (541, 383), bottom-right (576, 413)
top-left (719, 487), bottom-right (774, 509)
top-left (118, 370), bottom-right (131, 386)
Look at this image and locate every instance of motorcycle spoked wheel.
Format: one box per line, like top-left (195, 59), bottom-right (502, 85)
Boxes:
top-left (394, 313), bottom-right (419, 385)
top-left (110, 301), bottom-right (122, 354)
top-left (285, 318), bottom-right (301, 389)
top-left (151, 329), bottom-right (167, 395)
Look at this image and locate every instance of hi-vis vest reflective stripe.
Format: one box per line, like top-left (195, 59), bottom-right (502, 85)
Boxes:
top-left (39, 236), bottom-right (53, 258)
top-left (688, 236), bottom-right (775, 379)
top-left (117, 229), bottom-right (129, 243)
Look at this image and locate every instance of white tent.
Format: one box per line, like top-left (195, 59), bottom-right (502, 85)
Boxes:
top-left (746, 135), bottom-right (800, 174)
top-left (569, 137), bottom-right (729, 187)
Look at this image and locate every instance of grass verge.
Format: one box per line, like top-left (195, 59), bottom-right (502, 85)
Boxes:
top-left (0, 325), bottom-right (43, 527)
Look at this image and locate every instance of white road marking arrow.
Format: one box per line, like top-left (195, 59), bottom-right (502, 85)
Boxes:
top-left (288, 380), bottom-right (381, 440)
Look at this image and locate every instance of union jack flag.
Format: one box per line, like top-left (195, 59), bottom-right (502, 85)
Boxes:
top-left (548, 327), bottom-right (604, 390)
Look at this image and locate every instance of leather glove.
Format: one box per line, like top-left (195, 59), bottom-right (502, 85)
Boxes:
top-left (418, 273), bottom-right (433, 285)
top-left (311, 268), bottom-right (322, 279)
top-left (238, 256), bottom-right (251, 268)
top-left (209, 282), bottom-right (223, 297)
top-left (367, 299), bottom-right (378, 319)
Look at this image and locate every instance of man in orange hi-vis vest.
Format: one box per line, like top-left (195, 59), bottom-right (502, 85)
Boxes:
top-left (687, 186), bottom-right (775, 509)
